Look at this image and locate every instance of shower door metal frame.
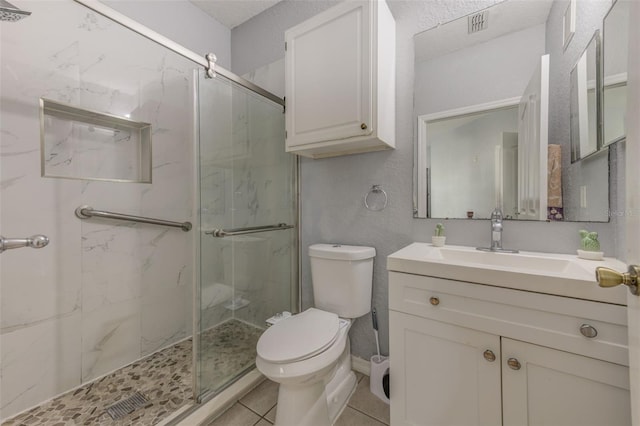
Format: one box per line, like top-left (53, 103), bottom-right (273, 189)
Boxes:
top-left (72, 0), bottom-right (285, 108)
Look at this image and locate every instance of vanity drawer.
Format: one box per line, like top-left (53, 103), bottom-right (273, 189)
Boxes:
top-left (389, 272), bottom-right (629, 365)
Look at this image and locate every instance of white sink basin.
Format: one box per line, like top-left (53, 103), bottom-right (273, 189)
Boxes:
top-left (387, 243), bottom-right (627, 304)
top-left (434, 246), bottom-right (573, 273)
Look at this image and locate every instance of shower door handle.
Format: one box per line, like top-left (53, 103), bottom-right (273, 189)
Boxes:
top-left (205, 223), bottom-right (294, 238)
top-left (0, 235), bottom-right (49, 253)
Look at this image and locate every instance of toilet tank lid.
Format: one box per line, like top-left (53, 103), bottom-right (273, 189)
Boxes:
top-left (309, 244), bottom-right (376, 261)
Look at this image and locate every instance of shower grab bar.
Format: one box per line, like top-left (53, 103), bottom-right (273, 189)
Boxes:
top-left (75, 205), bottom-right (192, 232)
top-left (205, 223), bottom-right (294, 238)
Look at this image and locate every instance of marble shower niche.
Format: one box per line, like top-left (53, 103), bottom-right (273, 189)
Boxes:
top-left (40, 98), bottom-right (152, 183)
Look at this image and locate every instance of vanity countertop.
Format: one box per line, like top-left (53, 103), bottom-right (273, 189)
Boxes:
top-left (387, 243), bottom-right (628, 305)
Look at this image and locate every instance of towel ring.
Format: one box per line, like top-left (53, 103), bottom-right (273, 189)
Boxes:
top-left (365, 185), bottom-right (388, 212)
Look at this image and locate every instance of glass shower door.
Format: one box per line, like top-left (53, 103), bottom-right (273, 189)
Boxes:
top-left (195, 71), bottom-right (296, 399)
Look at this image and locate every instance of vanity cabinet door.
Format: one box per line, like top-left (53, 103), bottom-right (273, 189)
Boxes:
top-left (502, 338), bottom-right (631, 426)
top-left (389, 311), bottom-right (502, 426)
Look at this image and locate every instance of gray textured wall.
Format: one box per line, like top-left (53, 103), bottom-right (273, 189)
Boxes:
top-left (546, 0), bottom-right (613, 222)
top-left (231, 0), bottom-right (621, 360)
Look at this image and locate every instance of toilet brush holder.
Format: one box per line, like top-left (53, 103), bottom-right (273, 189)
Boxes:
top-left (370, 355), bottom-right (390, 404)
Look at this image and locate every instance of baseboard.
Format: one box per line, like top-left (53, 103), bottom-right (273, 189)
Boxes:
top-left (351, 355), bottom-right (370, 376)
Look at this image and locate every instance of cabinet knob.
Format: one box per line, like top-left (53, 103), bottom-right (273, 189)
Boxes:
top-left (361, 123), bottom-right (368, 130)
top-left (507, 358), bottom-right (521, 370)
top-left (483, 350), bottom-right (496, 362)
top-left (579, 324), bottom-right (598, 338)
top-left (429, 296), bottom-right (440, 306)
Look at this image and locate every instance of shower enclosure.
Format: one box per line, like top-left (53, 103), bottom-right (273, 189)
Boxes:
top-left (195, 69), bottom-right (297, 400)
top-left (0, 0), bottom-right (296, 423)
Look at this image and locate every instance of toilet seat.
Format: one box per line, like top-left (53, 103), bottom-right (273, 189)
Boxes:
top-left (257, 308), bottom-right (342, 364)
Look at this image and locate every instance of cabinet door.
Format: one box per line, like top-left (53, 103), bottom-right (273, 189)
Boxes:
top-left (285, 1), bottom-right (372, 147)
top-left (389, 311), bottom-right (502, 426)
top-left (502, 338), bottom-right (631, 426)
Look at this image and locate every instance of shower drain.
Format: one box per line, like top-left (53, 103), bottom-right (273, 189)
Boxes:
top-left (105, 392), bottom-right (150, 420)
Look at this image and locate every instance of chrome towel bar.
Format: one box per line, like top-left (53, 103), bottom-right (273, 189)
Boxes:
top-left (205, 223), bottom-right (293, 238)
top-left (75, 205), bottom-right (192, 232)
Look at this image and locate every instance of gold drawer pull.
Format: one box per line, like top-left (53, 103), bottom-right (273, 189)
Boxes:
top-left (429, 296), bottom-right (440, 306)
top-left (507, 358), bottom-right (521, 370)
top-left (483, 350), bottom-right (496, 362)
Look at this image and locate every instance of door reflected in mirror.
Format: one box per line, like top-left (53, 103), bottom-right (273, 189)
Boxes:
top-left (419, 104), bottom-right (519, 220)
top-left (603, 0), bottom-right (628, 146)
top-left (570, 31), bottom-right (601, 162)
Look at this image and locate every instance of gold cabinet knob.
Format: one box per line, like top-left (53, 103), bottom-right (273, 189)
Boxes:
top-left (429, 296), bottom-right (440, 306)
top-left (507, 358), bottom-right (521, 370)
top-left (595, 265), bottom-right (639, 296)
top-left (483, 350), bottom-right (496, 362)
top-left (361, 123), bottom-right (367, 130)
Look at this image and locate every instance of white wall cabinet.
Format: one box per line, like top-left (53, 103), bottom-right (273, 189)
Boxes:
top-left (284, 0), bottom-right (395, 159)
top-left (389, 272), bottom-right (631, 426)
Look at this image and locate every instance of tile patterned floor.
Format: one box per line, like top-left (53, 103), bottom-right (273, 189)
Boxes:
top-left (2, 319), bottom-right (263, 426)
top-left (206, 372), bottom-right (390, 426)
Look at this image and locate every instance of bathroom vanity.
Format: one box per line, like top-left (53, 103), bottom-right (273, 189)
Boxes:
top-left (388, 243), bottom-right (631, 426)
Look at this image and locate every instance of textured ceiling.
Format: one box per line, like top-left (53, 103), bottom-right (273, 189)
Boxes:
top-left (414, 0), bottom-right (553, 61)
top-left (190, 0), bottom-right (283, 29)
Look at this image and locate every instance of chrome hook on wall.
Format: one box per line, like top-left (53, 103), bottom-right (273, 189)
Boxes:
top-left (365, 185), bottom-right (388, 212)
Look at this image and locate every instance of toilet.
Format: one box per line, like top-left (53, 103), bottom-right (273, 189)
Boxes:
top-left (256, 243), bottom-right (376, 426)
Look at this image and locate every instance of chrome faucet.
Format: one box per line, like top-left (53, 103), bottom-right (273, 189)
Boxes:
top-left (490, 208), bottom-right (503, 250)
top-left (477, 208), bottom-right (519, 253)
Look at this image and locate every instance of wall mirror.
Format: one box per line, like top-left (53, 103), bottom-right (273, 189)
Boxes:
top-left (413, 0), bottom-right (613, 222)
top-left (570, 31), bottom-right (601, 162)
top-left (602, 0), bottom-right (628, 146)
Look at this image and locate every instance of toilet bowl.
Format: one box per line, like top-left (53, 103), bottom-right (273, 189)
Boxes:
top-left (256, 244), bottom-right (376, 426)
top-left (256, 308), bottom-right (357, 426)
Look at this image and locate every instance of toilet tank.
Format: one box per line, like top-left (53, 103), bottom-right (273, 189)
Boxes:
top-left (309, 244), bottom-right (376, 319)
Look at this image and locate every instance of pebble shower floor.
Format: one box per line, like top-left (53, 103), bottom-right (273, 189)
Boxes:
top-left (2, 320), bottom-right (263, 426)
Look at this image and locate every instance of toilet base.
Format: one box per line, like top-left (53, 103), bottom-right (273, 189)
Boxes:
top-left (325, 343), bottom-right (357, 423)
top-left (273, 341), bottom-right (355, 426)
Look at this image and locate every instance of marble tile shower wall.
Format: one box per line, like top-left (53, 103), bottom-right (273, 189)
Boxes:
top-left (0, 1), bottom-right (195, 420)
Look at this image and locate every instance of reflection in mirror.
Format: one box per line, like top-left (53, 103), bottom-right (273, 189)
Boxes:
top-left (603, 0), bottom-right (628, 146)
top-left (413, 0), bottom-right (612, 222)
top-left (570, 31), bottom-right (601, 162)
top-left (419, 103), bottom-right (519, 220)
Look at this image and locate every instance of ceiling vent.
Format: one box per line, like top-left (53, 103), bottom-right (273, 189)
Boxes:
top-left (468, 11), bottom-right (489, 34)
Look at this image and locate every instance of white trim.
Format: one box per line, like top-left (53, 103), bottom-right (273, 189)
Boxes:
top-left (604, 72), bottom-right (628, 87)
top-left (562, 0), bottom-right (576, 50)
top-left (417, 97), bottom-right (521, 124)
top-left (416, 97), bottom-right (521, 218)
top-left (351, 355), bottom-right (371, 376)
